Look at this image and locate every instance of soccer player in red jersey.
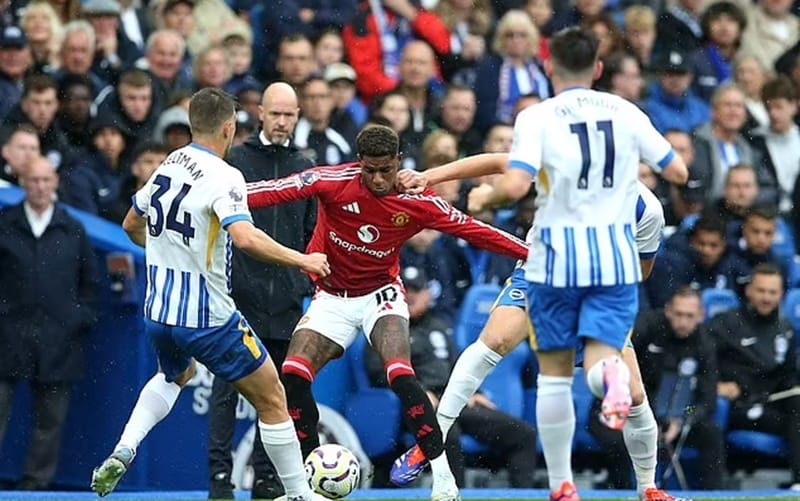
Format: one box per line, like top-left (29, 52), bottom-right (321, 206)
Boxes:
top-left (247, 125), bottom-right (528, 501)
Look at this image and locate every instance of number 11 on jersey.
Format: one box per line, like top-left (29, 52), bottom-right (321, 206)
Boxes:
top-left (570, 120), bottom-right (615, 190)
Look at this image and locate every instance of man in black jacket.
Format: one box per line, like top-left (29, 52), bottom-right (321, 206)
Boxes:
top-left (0, 156), bottom-right (97, 490)
top-left (709, 263), bottom-right (800, 490)
top-left (207, 82), bottom-right (316, 500)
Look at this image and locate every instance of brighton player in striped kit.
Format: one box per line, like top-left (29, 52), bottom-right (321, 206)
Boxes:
top-left (391, 153), bottom-right (691, 501)
top-left (90, 89), bottom-right (331, 500)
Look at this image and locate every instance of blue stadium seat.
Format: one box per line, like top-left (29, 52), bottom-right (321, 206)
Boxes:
top-left (701, 288), bottom-right (740, 321)
top-left (715, 397), bottom-right (789, 459)
top-left (454, 284), bottom-right (502, 351)
top-left (781, 288), bottom-right (800, 337)
top-left (344, 336), bottom-right (402, 458)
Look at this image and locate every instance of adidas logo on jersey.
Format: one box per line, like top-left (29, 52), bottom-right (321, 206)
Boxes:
top-left (342, 202), bottom-right (361, 214)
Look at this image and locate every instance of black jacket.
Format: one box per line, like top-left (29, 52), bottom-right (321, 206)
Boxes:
top-left (709, 306), bottom-right (798, 407)
top-left (0, 203), bottom-right (97, 382)
top-left (226, 133), bottom-right (316, 338)
top-left (633, 309), bottom-right (719, 422)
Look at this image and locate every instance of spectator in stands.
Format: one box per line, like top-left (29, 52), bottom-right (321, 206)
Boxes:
top-left (622, 5), bottom-right (656, 74)
top-left (117, 0), bottom-right (153, 54)
top-left (473, 9), bottom-right (549, 134)
top-left (734, 204), bottom-right (793, 285)
top-left (648, 211), bottom-right (749, 307)
top-left (48, 0), bottom-right (81, 24)
top-left (314, 28), bottom-right (343, 73)
top-left (740, 0), bottom-right (799, 73)
top-left (710, 263), bottom-right (800, 491)
top-left (0, 123), bottom-right (39, 186)
top-left (275, 34), bottom-right (316, 93)
top-left (365, 266), bottom-right (538, 488)
top-left (735, 54), bottom-right (770, 131)
top-left (56, 21), bottom-right (108, 97)
top-left (692, 84), bottom-right (774, 204)
top-left (433, 0), bottom-right (491, 81)
top-left (325, 62), bottom-right (366, 133)
top-left (343, 0), bottom-right (451, 103)
top-left (0, 25), bottom-right (30, 121)
top-left (1, 74), bottom-right (75, 172)
top-left (654, 0), bottom-right (704, 54)
top-left (152, 104), bottom-right (190, 150)
top-left (294, 76), bottom-right (353, 166)
top-left (178, 0), bottom-right (252, 58)
top-left (664, 129), bottom-right (703, 224)
top-left (483, 123), bottom-right (513, 154)
top-left (113, 140), bottom-right (170, 225)
top-left (402, 229), bottom-right (460, 323)
top-left (233, 109), bottom-right (257, 146)
top-left (436, 85), bottom-right (481, 157)
top-left (596, 51), bottom-right (643, 103)
top-left (236, 85), bottom-right (261, 121)
top-left (371, 91), bottom-right (419, 170)
top-left (191, 44), bottom-right (230, 90)
top-left (96, 69), bottom-right (161, 151)
top-left (420, 130), bottom-right (459, 173)
top-left (142, 29), bottom-right (193, 108)
top-left (83, 0), bottom-right (141, 84)
top-left (209, 82), bottom-right (316, 500)
top-left (749, 76), bottom-right (800, 214)
top-left (156, 0), bottom-right (194, 56)
top-left (644, 49), bottom-right (710, 134)
top-left (64, 115), bottom-right (133, 222)
top-left (55, 74), bottom-right (92, 151)
top-left (0, 155), bottom-right (97, 491)
top-left (692, 1), bottom-right (747, 103)
top-left (19, 1), bottom-right (61, 75)
top-left (548, 0), bottom-right (607, 32)
top-left (585, 11), bottom-right (624, 60)
top-left (513, 92), bottom-right (540, 117)
top-left (396, 40), bottom-right (442, 137)
top-left (221, 34), bottom-right (260, 97)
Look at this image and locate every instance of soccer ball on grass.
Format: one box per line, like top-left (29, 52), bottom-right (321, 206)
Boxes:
top-left (305, 444), bottom-right (360, 499)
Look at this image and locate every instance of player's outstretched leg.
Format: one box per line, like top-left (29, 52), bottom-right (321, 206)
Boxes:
top-left (280, 329), bottom-right (341, 459)
top-left (393, 305), bottom-right (527, 486)
top-left (621, 347), bottom-right (692, 501)
top-left (91, 371), bottom-right (185, 496)
top-left (585, 343), bottom-right (632, 430)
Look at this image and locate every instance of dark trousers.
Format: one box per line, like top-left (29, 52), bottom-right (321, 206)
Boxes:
top-left (728, 395), bottom-right (800, 483)
top-left (445, 405), bottom-right (538, 488)
top-left (208, 309), bottom-right (299, 486)
top-left (0, 380), bottom-right (72, 489)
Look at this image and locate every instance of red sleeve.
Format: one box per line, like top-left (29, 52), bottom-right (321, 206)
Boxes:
top-left (343, 16), bottom-right (398, 103)
top-left (413, 192), bottom-right (528, 261)
top-left (410, 11), bottom-right (451, 56)
top-left (247, 167), bottom-right (333, 209)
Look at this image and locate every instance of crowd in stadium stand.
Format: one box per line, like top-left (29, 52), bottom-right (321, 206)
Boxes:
top-left (1, 0), bottom-right (800, 493)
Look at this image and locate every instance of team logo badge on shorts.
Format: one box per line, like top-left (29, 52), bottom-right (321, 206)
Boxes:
top-left (509, 289), bottom-right (525, 301)
top-left (391, 212), bottom-right (410, 226)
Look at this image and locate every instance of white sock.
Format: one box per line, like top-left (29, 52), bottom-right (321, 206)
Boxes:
top-left (429, 452), bottom-right (457, 492)
top-left (437, 340), bottom-right (502, 439)
top-left (623, 403), bottom-right (658, 493)
top-left (259, 420), bottom-right (313, 498)
top-left (117, 373), bottom-right (181, 451)
top-left (536, 375), bottom-right (575, 491)
top-left (586, 355), bottom-right (630, 399)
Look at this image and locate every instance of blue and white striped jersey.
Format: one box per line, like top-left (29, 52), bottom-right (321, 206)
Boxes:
top-left (511, 88), bottom-right (674, 287)
top-left (635, 181), bottom-right (665, 260)
top-left (133, 143), bottom-right (253, 328)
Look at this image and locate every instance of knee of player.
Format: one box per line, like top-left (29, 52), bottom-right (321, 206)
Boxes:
top-left (629, 383), bottom-right (646, 407)
top-left (174, 361), bottom-right (197, 387)
top-left (480, 331), bottom-right (515, 356)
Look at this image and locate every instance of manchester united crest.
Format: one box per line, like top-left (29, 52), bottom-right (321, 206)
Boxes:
top-left (391, 212), bottom-right (410, 226)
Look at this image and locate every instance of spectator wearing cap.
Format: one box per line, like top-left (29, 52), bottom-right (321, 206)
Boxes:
top-left (365, 265), bottom-right (539, 488)
top-left (95, 68), bottom-right (161, 152)
top-left (0, 25), bottom-right (30, 121)
top-left (221, 33), bottom-right (261, 96)
top-left (82, 0), bottom-right (142, 85)
top-left (153, 104), bottom-right (191, 150)
top-left (654, 0), bottom-right (704, 55)
top-left (294, 76), bottom-right (354, 166)
top-left (19, 1), bottom-right (62, 75)
top-left (692, 1), bottom-right (747, 103)
top-left (343, 0), bottom-right (452, 103)
top-left (63, 114), bottom-right (135, 222)
top-left (325, 61), bottom-right (367, 132)
top-left (54, 21), bottom-right (109, 97)
top-left (692, 84), bottom-right (773, 204)
top-left (644, 49), bottom-right (710, 134)
top-left (740, 0), bottom-right (799, 73)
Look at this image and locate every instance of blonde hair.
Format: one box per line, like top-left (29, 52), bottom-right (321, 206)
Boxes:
top-left (434, 0), bottom-right (493, 37)
top-left (624, 5), bottom-right (656, 32)
top-left (421, 130), bottom-right (458, 170)
top-left (492, 9), bottom-right (540, 58)
top-left (21, 1), bottom-right (63, 67)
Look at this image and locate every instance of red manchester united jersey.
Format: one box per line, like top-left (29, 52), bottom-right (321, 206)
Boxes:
top-left (247, 163), bottom-right (528, 294)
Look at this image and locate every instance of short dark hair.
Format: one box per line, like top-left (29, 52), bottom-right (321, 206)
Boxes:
top-left (745, 203), bottom-right (778, 222)
top-left (133, 141), bottom-right (171, 159)
top-left (693, 211), bottom-right (727, 239)
top-left (302, 75), bottom-right (329, 94)
top-left (57, 74), bottom-right (92, 100)
top-left (701, 1), bottom-right (747, 43)
top-left (23, 74), bottom-right (57, 98)
top-left (596, 51), bottom-right (637, 91)
top-left (365, 115), bottom-right (393, 129)
top-left (9, 123), bottom-right (39, 139)
top-left (549, 27), bottom-right (599, 76)
top-left (188, 88), bottom-right (236, 136)
top-left (750, 262), bottom-right (784, 283)
top-left (356, 125), bottom-right (399, 158)
top-left (119, 68), bottom-right (152, 89)
top-left (762, 75), bottom-right (797, 102)
top-left (671, 285), bottom-right (701, 302)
